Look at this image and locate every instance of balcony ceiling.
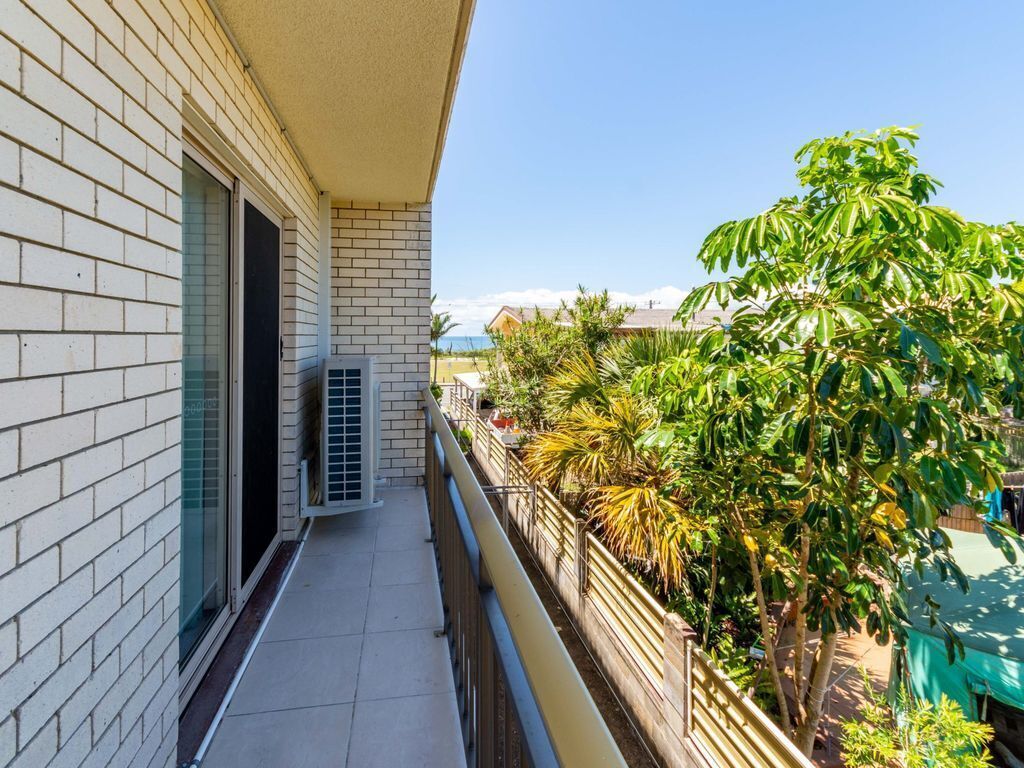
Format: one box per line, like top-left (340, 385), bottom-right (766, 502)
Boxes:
top-left (210, 0), bottom-right (474, 203)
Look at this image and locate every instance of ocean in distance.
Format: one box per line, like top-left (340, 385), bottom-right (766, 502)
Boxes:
top-left (438, 335), bottom-right (493, 353)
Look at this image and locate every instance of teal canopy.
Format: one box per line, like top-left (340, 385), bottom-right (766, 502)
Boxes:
top-left (901, 529), bottom-right (1024, 716)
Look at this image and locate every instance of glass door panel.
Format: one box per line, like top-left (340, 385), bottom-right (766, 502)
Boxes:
top-left (179, 154), bottom-right (231, 665)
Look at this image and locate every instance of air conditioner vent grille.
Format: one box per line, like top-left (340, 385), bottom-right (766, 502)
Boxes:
top-left (320, 357), bottom-right (377, 508)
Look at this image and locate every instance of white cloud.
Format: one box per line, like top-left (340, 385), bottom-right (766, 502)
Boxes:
top-left (434, 285), bottom-right (692, 335)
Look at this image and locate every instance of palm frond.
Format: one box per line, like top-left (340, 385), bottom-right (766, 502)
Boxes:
top-left (591, 481), bottom-right (695, 589)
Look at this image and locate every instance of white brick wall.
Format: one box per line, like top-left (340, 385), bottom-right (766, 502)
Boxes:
top-left (331, 202), bottom-right (431, 485)
top-left (0, 0), bottom-right (324, 766)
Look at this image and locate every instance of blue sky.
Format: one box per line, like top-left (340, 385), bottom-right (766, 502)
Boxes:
top-left (432, 1), bottom-right (1024, 334)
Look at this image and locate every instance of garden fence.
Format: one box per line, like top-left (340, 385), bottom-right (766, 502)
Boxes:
top-left (448, 395), bottom-right (811, 768)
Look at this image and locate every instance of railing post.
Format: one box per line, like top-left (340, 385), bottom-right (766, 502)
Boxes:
top-left (485, 419), bottom-right (492, 465)
top-left (529, 478), bottom-right (538, 543)
top-left (574, 519), bottom-right (589, 596)
top-left (662, 613), bottom-right (698, 765)
top-left (501, 445), bottom-right (510, 533)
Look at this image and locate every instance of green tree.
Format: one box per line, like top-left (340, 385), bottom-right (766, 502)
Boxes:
top-left (488, 287), bottom-right (631, 431)
top-left (670, 126), bottom-right (1024, 753)
top-left (563, 288), bottom-right (631, 356)
top-left (841, 672), bottom-right (993, 768)
top-left (430, 294), bottom-right (459, 384)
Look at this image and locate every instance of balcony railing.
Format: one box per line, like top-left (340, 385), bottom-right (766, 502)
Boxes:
top-left (423, 391), bottom-right (626, 767)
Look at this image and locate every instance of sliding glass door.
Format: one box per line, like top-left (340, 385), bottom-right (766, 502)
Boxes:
top-left (180, 154), bottom-right (231, 666)
top-left (178, 143), bottom-right (284, 701)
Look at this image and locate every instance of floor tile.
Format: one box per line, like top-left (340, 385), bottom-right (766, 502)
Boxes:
top-left (377, 499), bottom-right (429, 528)
top-left (287, 551), bottom-right (373, 592)
top-left (370, 548), bottom-right (437, 586)
top-left (204, 704), bottom-right (353, 768)
top-left (347, 693), bottom-right (464, 768)
top-left (314, 507), bottom-right (381, 529)
top-left (303, 524), bottom-right (378, 556)
top-left (207, 487), bottom-right (463, 767)
top-left (365, 583), bottom-right (443, 633)
top-left (378, 487), bottom-right (426, 507)
top-left (374, 523), bottom-right (431, 552)
top-left (356, 629), bottom-right (453, 701)
top-left (263, 586), bottom-right (369, 642)
top-left (228, 634), bottom-right (362, 715)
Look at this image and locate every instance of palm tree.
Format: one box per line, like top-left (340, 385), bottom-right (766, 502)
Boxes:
top-left (523, 331), bottom-right (706, 589)
top-left (430, 295), bottom-right (459, 384)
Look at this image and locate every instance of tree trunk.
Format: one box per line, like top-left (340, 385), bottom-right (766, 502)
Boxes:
top-left (794, 621), bottom-right (839, 757)
top-left (703, 545), bottom-right (718, 647)
top-left (792, 526), bottom-right (811, 726)
top-left (794, 379), bottom-right (817, 730)
top-left (747, 548), bottom-right (792, 737)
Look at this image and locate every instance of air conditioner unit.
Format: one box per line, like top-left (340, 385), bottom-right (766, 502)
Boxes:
top-left (300, 355), bottom-right (383, 517)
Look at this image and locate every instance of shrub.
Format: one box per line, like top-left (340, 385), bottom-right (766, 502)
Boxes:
top-left (841, 672), bottom-right (993, 768)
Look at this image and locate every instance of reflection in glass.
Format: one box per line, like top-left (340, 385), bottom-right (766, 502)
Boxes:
top-left (179, 154), bottom-right (231, 666)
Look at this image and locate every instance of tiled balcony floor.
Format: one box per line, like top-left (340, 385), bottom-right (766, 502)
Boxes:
top-left (204, 487), bottom-right (465, 768)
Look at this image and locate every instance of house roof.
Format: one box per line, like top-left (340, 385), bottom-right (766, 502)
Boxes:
top-left (453, 371), bottom-right (487, 392)
top-left (209, 0), bottom-right (475, 202)
top-left (486, 305), bottom-right (732, 332)
top-left (904, 528), bottom-right (1024, 659)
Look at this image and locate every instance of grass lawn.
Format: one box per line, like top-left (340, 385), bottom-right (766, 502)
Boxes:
top-left (432, 357), bottom-right (489, 384)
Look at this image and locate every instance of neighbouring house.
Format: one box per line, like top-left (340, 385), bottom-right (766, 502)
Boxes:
top-left (898, 528), bottom-right (1024, 765)
top-left (486, 303), bottom-right (732, 337)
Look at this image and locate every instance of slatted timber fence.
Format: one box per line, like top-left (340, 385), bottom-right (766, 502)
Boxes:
top-left (447, 393), bottom-right (811, 768)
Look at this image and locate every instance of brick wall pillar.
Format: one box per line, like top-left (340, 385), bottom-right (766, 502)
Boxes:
top-left (330, 202), bottom-right (431, 486)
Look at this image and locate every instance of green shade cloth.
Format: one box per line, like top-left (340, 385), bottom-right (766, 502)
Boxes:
top-left (901, 529), bottom-right (1024, 715)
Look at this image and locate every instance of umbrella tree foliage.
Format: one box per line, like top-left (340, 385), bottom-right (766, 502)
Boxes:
top-left (668, 126), bottom-right (1024, 753)
top-left (523, 127), bottom-right (1024, 756)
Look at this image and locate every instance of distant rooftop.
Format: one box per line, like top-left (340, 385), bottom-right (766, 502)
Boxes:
top-left (487, 304), bottom-right (732, 333)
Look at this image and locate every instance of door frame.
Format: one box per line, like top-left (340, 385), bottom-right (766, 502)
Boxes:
top-left (177, 138), bottom-right (235, 705)
top-left (232, 182), bottom-right (284, 608)
top-left (177, 130), bottom-right (286, 707)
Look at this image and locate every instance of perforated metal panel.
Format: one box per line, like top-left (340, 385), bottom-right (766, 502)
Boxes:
top-left (321, 356), bottom-right (376, 507)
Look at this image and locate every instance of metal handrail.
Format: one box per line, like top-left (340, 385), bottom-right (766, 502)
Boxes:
top-left (424, 390), bottom-right (625, 767)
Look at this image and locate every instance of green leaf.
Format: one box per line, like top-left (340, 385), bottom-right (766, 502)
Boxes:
top-left (878, 364), bottom-right (907, 398)
top-left (834, 305), bottom-right (871, 330)
top-left (815, 309), bottom-right (835, 345)
top-left (760, 411), bottom-right (790, 450)
top-left (915, 331), bottom-right (943, 365)
top-left (714, 280), bottom-right (731, 309)
top-left (795, 309), bottom-right (819, 344)
top-left (859, 367), bottom-right (875, 397)
top-left (817, 360), bottom-right (846, 400)
top-left (888, 262), bottom-right (913, 297)
top-left (674, 283), bottom-right (714, 323)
